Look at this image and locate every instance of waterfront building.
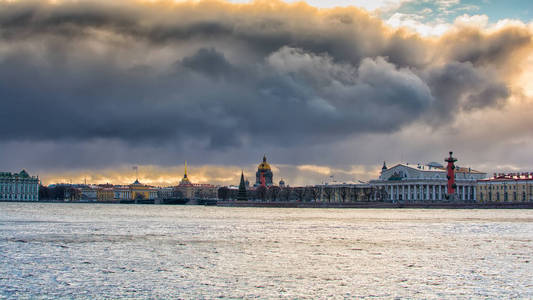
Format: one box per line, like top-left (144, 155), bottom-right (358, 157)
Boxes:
top-left (217, 185), bottom-right (239, 201)
top-left (131, 180), bottom-right (158, 200)
top-left (0, 170), bottom-right (39, 201)
top-left (157, 187), bottom-right (174, 200)
top-left (308, 183), bottom-right (377, 202)
top-left (175, 162), bottom-right (194, 199)
top-left (47, 183), bottom-right (81, 201)
top-left (80, 186), bottom-right (98, 202)
top-left (477, 173), bottom-right (533, 203)
top-left (255, 155), bottom-right (273, 187)
top-left (113, 180), bottom-right (158, 201)
top-left (369, 158), bottom-right (486, 203)
top-left (97, 186), bottom-right (115, 202)
top-left (174, 162), bottom-right (218, 199)
top-left (192, 184), bottom-right (219, 199)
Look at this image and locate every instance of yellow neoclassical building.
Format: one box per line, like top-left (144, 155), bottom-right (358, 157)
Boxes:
top-left (114, 179), bottom-right (158, 201)
top-left (477, 173), bottom-right (533, 203)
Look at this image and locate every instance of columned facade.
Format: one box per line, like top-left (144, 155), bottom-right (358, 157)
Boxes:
top-left (0, 170), bottom-right (39, 201)
top-left (370, 162), bottom-right (485, 203)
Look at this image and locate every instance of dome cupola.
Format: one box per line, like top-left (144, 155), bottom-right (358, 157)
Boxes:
top-left (258, 155), bottom-right (271, 171)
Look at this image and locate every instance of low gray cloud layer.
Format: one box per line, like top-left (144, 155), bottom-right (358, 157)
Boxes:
top-left (0, 0), bottom-right (531, 176)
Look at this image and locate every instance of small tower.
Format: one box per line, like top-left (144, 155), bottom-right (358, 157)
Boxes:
top-left (381, 161), bottom-right (387, 172)
top-left (237, 171), bottom-right (248, 201)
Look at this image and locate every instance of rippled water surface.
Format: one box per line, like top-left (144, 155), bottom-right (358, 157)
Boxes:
top-left (1, 203), bottom-right (532, 299)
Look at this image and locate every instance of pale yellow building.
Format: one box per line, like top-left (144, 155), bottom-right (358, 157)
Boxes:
top-left (173, 162), bottom-right (218, 199)
top-left (97, 187), bottom-right (115, 202)
top-left (477, 173), bottom-right (533, 203)
top-left (114, 180), bottom-right (158, 201)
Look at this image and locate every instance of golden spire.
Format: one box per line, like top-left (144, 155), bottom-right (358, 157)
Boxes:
top-left (184, 161), bottom-right (188, 178)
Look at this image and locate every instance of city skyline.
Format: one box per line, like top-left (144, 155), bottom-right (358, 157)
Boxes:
top-left (30, 153), bottom-right (509, 187)
top-left (1, 0), bottom-right (532, 187)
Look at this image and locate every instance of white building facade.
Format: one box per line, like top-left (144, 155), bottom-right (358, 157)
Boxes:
top-left (0, 170), bottom-right (39, 201)
top-left (369, 163), bottom-right (486, 203)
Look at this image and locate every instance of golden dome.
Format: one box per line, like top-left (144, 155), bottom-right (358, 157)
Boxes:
top-left (258, 155), bottom-right (271, 170)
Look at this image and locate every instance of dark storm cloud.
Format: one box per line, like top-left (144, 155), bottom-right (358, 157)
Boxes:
top-left (439, 26), bottom-right (532, 70)
top-left (423, 61), bottom-right (509, 121)
top-left (0, 0), bottom-right (531, 157)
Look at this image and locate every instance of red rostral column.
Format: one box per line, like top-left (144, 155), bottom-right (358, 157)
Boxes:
top-left (445, 151), bottom-right (457, 200)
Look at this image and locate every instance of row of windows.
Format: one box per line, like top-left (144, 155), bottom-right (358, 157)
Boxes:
top-left (0, 180), bottom-right (38, 183)
top-left (0, 184), bottom-right (38, 193)
top-left (479, 191), bottom-right (531, 202)
top-left (396, 192), bottom-right (472, 200)
top-left (480, 185), bottom-right (533, 191)
top-left (1, 194), bottom-right (37, 200)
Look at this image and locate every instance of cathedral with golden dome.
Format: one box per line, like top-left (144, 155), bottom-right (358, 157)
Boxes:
top-left (255, 155), bottom-right (274, 187)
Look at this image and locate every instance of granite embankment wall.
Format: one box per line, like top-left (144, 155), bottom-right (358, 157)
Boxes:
top-left (216, 201), bottom-right (533, 209)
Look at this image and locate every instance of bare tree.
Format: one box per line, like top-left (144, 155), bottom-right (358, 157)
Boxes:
top-left (256, 186), bottom-right (267, 201)
top-left (310, 187), bottom-right (320, 202)
top-left (217, 187), bottom-right (229, 201)
top-left (323, 187), bottom-right (334, 203)
top-left (269, 186), bottom-right (281, 202)
top-left (340, 187), bottom-right (349, 203)
top-left (281, 188), bottom-right (291, 202)
top-left (351, 188), bottom-right (358, 202)
top-left (294, 187), bottom-right (306, 202)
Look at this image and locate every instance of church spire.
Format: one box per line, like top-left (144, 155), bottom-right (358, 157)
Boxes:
top-left (382, 161), bottom-right (387, 171)
top-left (263, 154), bottom-right (267, 163)
top-left (184, 161), bottom-right (188, 178)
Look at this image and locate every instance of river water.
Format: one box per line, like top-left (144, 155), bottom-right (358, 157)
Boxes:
top-left (0, 203), bottom-right (532, 299)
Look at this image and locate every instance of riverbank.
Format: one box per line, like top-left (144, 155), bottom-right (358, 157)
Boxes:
top-left (3, 200), bottom-right (533, 208)
top-left (216, 201), bottom-right (533, 209)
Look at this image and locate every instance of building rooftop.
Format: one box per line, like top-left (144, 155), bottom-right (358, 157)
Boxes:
top-left (478, 172), bottom-right (533, 182)
top-left (389, 163), bottom-right (484, 174)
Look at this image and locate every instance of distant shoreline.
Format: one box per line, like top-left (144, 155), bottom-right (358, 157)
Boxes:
top-left (2, 200), bottom-right (533, 209)
top-left (215, 201), bottom-right (533, 209)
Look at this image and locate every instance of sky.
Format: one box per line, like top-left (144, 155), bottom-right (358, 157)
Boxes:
top-left (0, 0), bottom-right (532, 186)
